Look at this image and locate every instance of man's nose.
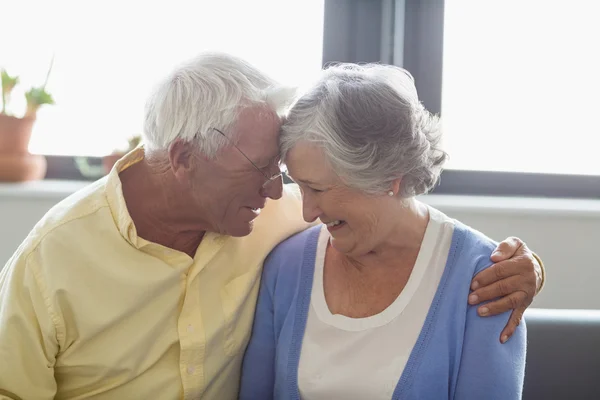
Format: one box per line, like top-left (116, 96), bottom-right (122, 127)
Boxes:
top-left (260, 177), bottom-right (283, 200)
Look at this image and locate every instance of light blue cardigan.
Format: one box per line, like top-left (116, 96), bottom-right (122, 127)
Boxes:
top-left (239, 223), bottom-right (526, 400)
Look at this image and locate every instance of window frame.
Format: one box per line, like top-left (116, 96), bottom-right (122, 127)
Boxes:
top-left (44, 0), bottom-right (600, 199)
top-left (322, 0), bottom-right (600, 199)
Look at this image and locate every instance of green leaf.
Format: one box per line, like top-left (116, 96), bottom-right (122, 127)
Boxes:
top-left (25, 86), bottom-right (55, 106)
top-left (1, 69), bottom-right (19, 93)
top-left (1, 69), bottom-right (19, 113)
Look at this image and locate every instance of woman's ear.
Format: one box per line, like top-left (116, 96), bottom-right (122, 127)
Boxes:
top-left (390, 178), bottom-right (402, 196)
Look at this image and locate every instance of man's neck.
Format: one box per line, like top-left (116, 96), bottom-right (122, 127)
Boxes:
top-left (119, 160), bottom-right (208, 257)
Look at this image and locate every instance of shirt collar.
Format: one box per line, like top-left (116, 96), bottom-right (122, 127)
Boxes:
top-left (103, 146), bottom-right (229, 263)
top-left (104, 146), bottom-right (146, 248)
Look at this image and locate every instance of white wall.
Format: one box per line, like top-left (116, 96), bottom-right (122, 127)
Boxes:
top-left (1, 181), bottom-right (599, 309)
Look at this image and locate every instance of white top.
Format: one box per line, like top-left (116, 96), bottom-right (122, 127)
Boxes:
top-left (298, 206), bottom-right (456, 400)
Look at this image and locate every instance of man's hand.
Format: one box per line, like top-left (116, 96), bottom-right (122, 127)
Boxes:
top-left (468, 237), bottom-right (543, 344)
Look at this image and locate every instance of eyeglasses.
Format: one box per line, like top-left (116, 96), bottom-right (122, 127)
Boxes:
top-left (213, 128), bottom-right (286, 189)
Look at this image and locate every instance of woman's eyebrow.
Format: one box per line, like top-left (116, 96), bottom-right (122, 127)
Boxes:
top-left (292, 176), bottom-right (321, 185)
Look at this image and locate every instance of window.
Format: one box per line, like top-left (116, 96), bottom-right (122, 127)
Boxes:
top-left (2, 0), bottom-right (324, 157)
top-left (441, 0), bottom-right (600, 176)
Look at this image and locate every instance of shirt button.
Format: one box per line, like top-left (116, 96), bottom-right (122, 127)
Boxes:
top-left (187, 366), bottom-right (195, 375)
top-left (187, 324), bottom-right (194, 333)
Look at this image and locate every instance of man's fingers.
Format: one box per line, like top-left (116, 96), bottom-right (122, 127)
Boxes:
top-left (475, 290), bottom-right (529, 317)
top-left (468, 275), bottom-right (532, 305)
top-left (500, 307), bottom-right (526, 344)
top-left (471, 258), bottom-right (525, 290)
top-left (490, 237), bottom-right (525, 262)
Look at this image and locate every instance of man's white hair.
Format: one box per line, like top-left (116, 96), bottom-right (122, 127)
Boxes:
top-left (143, 51), bottom-right (296, 157)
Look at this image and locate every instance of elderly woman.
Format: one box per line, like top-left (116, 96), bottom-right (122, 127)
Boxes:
top-left (239, 64), bottom-right (528, 399)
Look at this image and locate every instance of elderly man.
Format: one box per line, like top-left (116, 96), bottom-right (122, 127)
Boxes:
top-left (0, 52), bottom-right (544, 399)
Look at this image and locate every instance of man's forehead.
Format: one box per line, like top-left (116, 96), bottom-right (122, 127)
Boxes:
top-left (233, 107), bottom-right (280, 159)
top-left (236, 108), bottom-right (280, 142)
top-left (237, 105), bottom-right (279, 125)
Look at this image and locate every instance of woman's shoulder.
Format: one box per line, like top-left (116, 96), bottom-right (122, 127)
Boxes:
top-left (450, 221), bottom-right (499, 275)
top-left (425, 205), bottom-right (497, 275)
top-left (265, 224), bottom-right (320, 263)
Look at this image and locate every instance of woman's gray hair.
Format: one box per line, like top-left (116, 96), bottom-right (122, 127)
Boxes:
top-left (280, 63), bottom-right (447, 198)
top-left (143, 51), bottom-right (296, 157)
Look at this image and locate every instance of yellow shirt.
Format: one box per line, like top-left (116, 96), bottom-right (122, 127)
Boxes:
top-left (0, 149), bottom-right (311, 400)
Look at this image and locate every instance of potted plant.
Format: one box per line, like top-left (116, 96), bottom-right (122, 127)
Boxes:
top-left (0, 60), bottom-right (55, 182)
top-left (102, 134), bottom-right (142, 174)
top-left (74, 134), bottom-right (143, 180)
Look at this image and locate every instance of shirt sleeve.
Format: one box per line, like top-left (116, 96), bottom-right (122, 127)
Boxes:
top-left (238, 257), bottom-right (278, 400)
top-left (0, 250), bottom-right (59, 400)
top-left (453, 302), bottom-right (527, 399)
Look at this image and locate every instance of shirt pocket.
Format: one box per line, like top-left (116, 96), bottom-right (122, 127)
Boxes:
top-left (220, 269), bottom-right (262, 357)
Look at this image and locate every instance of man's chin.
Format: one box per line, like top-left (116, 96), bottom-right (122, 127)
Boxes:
top-left (226, 220), bottom-right (255, 237)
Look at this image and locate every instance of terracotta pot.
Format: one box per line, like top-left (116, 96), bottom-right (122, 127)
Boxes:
top-left (102, 153), bottom-right (124, 175)
top-left (0, 114), bottom-right (36, 153)
top-left (0, 153), bottom-right (47, 182)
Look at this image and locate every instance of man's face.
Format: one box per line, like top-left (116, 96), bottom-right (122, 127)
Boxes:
top-left (190, 106), bottom-right (284, 237)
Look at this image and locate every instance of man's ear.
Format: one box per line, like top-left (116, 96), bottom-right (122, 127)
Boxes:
top-left (168, 140), bottom-right (199, 182)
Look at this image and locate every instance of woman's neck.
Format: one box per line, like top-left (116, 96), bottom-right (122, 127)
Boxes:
top-left (322, 200), bottom-right (431, 317)
top-left (340, 199), bottom-right (430, 273)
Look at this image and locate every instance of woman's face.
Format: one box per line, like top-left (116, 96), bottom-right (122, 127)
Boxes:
top-left (286, 141), bottom-right (395, 257)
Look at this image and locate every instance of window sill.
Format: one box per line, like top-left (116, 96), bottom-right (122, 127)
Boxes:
top-left (420, 194), bottom-right (600, 219)
top-left (0, 180), bottom-right (92, 200)
top-left (1, 180), bottom-right (599, 219)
